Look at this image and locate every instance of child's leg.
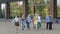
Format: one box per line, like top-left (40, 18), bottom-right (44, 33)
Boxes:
top-left (37, 22), bottom-right (39, 29)
top-left (38, 22), bottom-right (41, 28)
top-left (22, 22), bottom-right (24, 30)
top-left (36, 24), bottom-right (37, 30)
top-left (16, 26), bottom-right (18, 33)
top-left (33, 24), bottom-right (36, 29)
top-left (22, 21), bottom-right (25, 30)
top-left (27, 23), bottom-right (30, 30)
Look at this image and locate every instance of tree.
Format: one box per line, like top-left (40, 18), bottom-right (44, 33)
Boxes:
top-left (57, 6), bottom-right (60, 18)
top-left (36, 0), bottom-right (45, 13)
top-left (28, 0), bottom-right (45, 16)
top-left (10, 2), bottom-right (23, 18)
top-left (35, 0), bottom-right (46, 18)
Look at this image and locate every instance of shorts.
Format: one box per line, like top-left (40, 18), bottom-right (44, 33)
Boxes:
top-left (15, 22), bottom-right (19, 26)
top-left (37, 22), bottom-right (41, 27)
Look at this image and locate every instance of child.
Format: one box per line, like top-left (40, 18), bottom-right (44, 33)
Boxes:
top-left (26, 15), bottom-right (31, 30)
top-left (33, 14), bottom-right (38, 30)
top-left (21, 15), bottom-right (25, 30)
top-left (12, 16), bottom-right (20, 33)
top-left (37, 15), bottom-right (42, 29)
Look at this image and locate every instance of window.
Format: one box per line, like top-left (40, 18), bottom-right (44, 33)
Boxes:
top-left (1, 3), bottom-right (6, 18)
top-left (10, 1), bottom-right (23, 18)
top-left (57, 0), bottom-right (60, 18)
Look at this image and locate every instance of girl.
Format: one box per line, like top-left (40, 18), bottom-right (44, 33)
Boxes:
top-left (37, 15), bottom-right (42, 29)
top-left (12, 16), bottom-right (20, 33)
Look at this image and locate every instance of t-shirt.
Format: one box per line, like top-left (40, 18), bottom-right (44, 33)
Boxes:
top-left (12, 17), bottom-right (20, 23)
top-left (38, 16), bottom-right (41, 22)
top-left (45, 16), bottom-right (51, 23)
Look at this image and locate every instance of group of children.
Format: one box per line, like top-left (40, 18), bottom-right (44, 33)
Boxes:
top-left (12, 14), bottom-right (53, 33)
top-left (12, 14), bottom-right (42, 31)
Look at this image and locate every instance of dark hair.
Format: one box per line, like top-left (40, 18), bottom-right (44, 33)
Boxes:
top-left (17, 16), bottom-right (19, 17)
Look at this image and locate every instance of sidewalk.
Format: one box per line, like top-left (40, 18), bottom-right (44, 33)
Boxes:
top-left (0, 21), bottom-right (60, 34)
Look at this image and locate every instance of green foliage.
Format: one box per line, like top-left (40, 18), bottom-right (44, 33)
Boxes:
top-left (35, 0), bottom-right (46, 18)
top-left (10, 2), bottom-right (23, 18)
top-left (57, 6), bottom-right (60, 18)
top-left (28, 0), bottom-right (46, 18)
top-left (10, 0), bottom-right (47, 18)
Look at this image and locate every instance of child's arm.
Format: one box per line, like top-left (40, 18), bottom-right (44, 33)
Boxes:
top-left (12, 19), bottom-right (15, 23)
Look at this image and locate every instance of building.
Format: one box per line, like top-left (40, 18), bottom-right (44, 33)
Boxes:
top-left (0, 0), bottom-right (58, 19)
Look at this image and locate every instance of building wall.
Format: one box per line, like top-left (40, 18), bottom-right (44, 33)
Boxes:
top-left (0, 0), bottom-right (57, 19)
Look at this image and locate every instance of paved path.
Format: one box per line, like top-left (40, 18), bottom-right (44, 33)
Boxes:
top-left (0, 20), bottom-right (60, 34)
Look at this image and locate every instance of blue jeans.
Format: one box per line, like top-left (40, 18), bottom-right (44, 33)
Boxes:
top-left (26, 22), bottom-right (30, 30)
top-left (22, 19), bottom-right (25, 30)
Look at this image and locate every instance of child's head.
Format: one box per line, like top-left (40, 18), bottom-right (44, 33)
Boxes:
top-left (15, 16), bottom-right (19, 18)
top-left (17, 16), bottom-right (19, 18)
